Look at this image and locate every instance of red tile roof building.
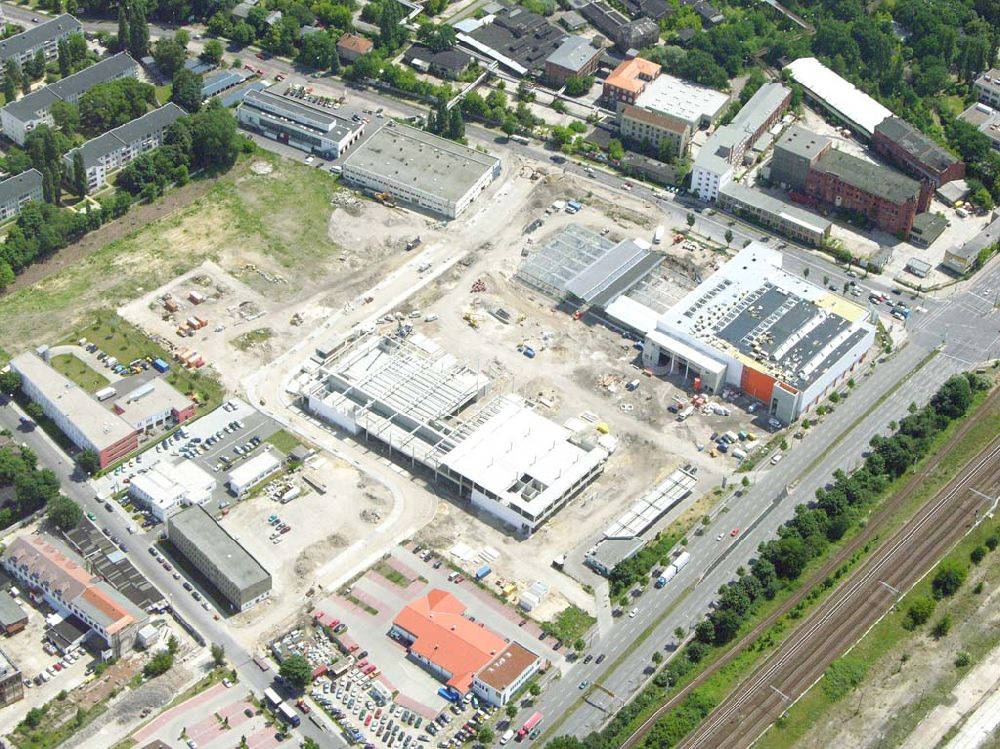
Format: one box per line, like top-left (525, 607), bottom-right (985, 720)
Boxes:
top-left (391, 589), bottom-right (538, 699)
top-left (337, 33), bottom-right (373, 62)
top-left (603, 57), bottom-right (661, 107)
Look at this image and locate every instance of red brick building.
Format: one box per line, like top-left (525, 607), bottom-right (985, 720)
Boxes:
top-left (602, 57), bottom-right (660, 108)
top-left (805, 149), bottom-right (921, 236)
top-left (872, 117), bottom-right (965, 211)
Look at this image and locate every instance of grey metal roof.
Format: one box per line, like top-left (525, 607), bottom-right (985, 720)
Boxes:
top-left (201, 69), bottom-right (250, 98)
top-left (0, 594), bottom-right (25, 627)
top-left (812, 149), bottom-right (921, 205)
top-left (168, 505), bottom-right (271, 594)
top-left (545, 36), bottom-right (599, 71)
top-left (874, 116), bottom-right (959, 174)
top-left (949, 214), bottom-right (1000, 262)
top-left (64, 103), bottom-right (185, 170)
top-left (241, 88), bottom-right (347, 132)
top-left (774, 124), bottom-right (831, 160)
top-left (564, 238), bottom-right (652, 302)
top-left (2, 53), bottom-right (138, 122)
top-left (0, 168), bottom-right (42, 206)
top-left (468, 4), bottom-right (567, 72)
top-left (0, 14), bottom-right (81, 63)
top-left (717, 183), bottom-right (831, 234)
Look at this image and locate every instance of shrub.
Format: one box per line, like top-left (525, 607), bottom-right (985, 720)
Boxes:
top-left (905, 596), bottom-right (935, 629)
top-left (955, 651), bottom-right (971, 667)
top-left (970, 546), bottom-right (986, 565)
top-left (932, 561), bottom-right (967, 599)
top-left (931, 615), bottom-right (952, 640)
top-left (822, 657), bottom-right (867, 700)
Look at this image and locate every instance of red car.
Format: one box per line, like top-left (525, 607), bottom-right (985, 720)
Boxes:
top-left (329, 619), bottom-right (340, 629)
top-left (357, 659), bottom-right (368, 669)
top-left (364, 714), bottom-right (372, 727)
top-left (730, 528), bottom-right (740, 537)
top-left (52, 663), bottom-right (62, 672)
top-left (454, 575), bottom-right (464, 584)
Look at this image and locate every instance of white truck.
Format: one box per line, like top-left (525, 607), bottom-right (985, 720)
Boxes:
top-left (672, 551), bottom-right (691, 573)
top-left (653, 225), bottom-right (665, 244)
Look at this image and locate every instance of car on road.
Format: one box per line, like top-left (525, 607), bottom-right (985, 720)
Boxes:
top-left (629, 608), bottom-right (638, 618)
top-left (595, 654), bottom-right (606, 664)
top-left (730, 528), bottom-right (740, 537)
top-left (770, 454), bottom-right (783, 465)
top-left (716, 533), bottom-right (724, 541)
top-left (583, 654), bottom-right (593, 664)
top-left (578, 680), bottom-right (589, 690)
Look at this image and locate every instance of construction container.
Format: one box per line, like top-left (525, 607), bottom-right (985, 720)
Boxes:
top-left (188, 291), bottom-right (206, 304)
top-left (164, 299), bottom-right (179, 312)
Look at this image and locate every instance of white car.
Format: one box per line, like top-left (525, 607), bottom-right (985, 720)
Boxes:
top-left (770, 454), bottom-right (783, 465)
top-left (716, 533), bottom-right (724, 541)
top-left (629, 608), bottom-right (638, 618)
top-left (305, 155), bottom-right (314, 164)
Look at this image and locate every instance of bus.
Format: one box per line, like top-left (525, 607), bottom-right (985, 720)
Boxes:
top-left (517, 712), bottom-right (543, 739)
top-left (510, 134), bottom-right (531, 145)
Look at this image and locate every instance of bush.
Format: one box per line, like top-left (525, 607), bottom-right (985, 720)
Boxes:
top-left (822, 657), bottom-right (867, 700)
top-left (932, 561), bottom-right (967, 599)
top-left (985, 534), bottom-right (998, 551)
top-left (143, 650), bottom-right (174, 678)
top-left (931, 615), bottom-right (952, 640)
top-left (955, 651), bottom-right (971, 667)
top-left (970, 546), bottom-right (986, 565)
top-left (905, 596), bottom-right (935, 628)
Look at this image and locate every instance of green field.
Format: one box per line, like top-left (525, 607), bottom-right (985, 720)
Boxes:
top-left (49, 353), bottom-right (109, 393)
top-left (265, 429), bottom-right (303, 455)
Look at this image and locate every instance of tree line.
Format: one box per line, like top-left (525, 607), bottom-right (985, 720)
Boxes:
top-left (545, 372), bottom-right (989, 749)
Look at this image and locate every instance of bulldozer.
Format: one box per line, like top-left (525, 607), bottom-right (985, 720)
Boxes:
top-left (374, 192), bottom-right (396, 208)
top-left (463, 312), bottom-right (480, 329)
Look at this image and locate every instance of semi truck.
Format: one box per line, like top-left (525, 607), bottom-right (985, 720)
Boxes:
top-left (672, 551), bottom-right (691, 572)
top-left (655, 566), bottom-right (677, 588)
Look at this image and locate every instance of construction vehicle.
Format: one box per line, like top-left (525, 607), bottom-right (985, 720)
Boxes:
top-left (374, 192), bottom-right (396, 208)
top-left (463, 312), bottom-right (480, 328)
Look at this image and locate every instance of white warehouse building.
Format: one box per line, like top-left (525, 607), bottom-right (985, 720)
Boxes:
top-left (339, 121), bottom-right (501, 219)
top-left (227, 451), bottom-right (281, 496)
top-left (306, 334), bottom-right (608, 536)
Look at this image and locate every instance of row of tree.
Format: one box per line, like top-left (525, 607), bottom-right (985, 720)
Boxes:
top-left (545, 372), bottom-right (988, 749)
top-left (0, 444), bottom-right (65, 531)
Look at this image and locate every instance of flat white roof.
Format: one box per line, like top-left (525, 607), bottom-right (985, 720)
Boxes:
top-left (131, 460), bottom-right (214, 508)
top-left (113, 378), bottom-right (190, 425)
top-left (227, 452), bottom-right (280, 488)
top-left (10, 353), bottom-right (135, 450)
top-left (647, 329), bottom-right (727, 374)
top-left (604, 294), bottom-right (661, 334)
top-left (437, 395), bottom-right (607, 519)
top-left (784, 57), bottom-right (892, 135)
top-left (635, 73), bottom-right (729, 125)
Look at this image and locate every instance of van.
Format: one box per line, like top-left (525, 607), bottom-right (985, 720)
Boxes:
top-left (500, 729), bottom-right (515, 745)
top-left (447, 572), bottom-right (459, 582)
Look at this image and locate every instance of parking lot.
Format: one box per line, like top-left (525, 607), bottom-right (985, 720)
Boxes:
top-left (308, 545), bottom-right (557, 727)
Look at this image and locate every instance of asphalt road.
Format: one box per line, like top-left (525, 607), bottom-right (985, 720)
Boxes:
top-left (0, 399), bottom-right (344, 748)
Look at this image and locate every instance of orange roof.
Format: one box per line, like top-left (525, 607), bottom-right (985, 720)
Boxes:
top-left (338, 33), bottom-right (373, 54)
top-left (393, 589), bottom-right (505, 693)
top-left (605, 57), bottom-right (661, 95)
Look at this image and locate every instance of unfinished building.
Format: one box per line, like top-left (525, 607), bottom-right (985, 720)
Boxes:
top-left (305, 334), bottom-right (609, 536)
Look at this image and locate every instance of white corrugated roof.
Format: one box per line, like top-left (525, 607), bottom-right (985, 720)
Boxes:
top-left (784, 58), bottom-right (892, 135)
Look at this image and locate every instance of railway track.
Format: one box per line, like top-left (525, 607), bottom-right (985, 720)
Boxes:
top-left (619, 385), bottom-right (1000, 749)
top-left (676, 437), bottom-right (1000, 749)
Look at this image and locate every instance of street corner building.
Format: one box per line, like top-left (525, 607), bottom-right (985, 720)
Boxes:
top-left (2, 535), bottom-right (149, 659)
top-left (390, 589), bottom-right (541, 704)
top-left (166, 505), bottom-right (272, 613)
top-left (638, 244), bottom-right (876, 423)
top-left (339, 121), bottom-right (501, 219)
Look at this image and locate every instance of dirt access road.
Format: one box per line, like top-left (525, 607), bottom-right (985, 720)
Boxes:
top-left (619, 385), bottom-right (1000, 749)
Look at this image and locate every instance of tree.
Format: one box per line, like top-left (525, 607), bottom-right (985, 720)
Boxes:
top-left (50, 101), bottom-right (80, 136)
top-left (528, 683), bottom-right (541, 697)
top-left (970, 546), bottom-right (986, 565)
top-left (2, 69), bottom-right (16, 104)
top-left (47, 495), bottom-right (83, 530)
top-left (77, 449), bottom-right (100, 475)
top-left (78, 79), bottom-right (156, 136)
top-left (297, 31), bottom-right (337, 70)
top-left (572, 638), bottom-right (586, 652)
top-left (686, 212), bottom-right (695, 227)
top-left (932, 561), bottom-right (966, 599)
top-left (931, 615), bottom-right (951, 640)
top-left (651, 651), bottom-right (663, 664)
top-left (167, 635), bottom-right (179, 654)
top-left (416, 23), bottom-right (456, 52)
top-left (230, 22), bottom-right (256, 47)
top-left (200, 39), bottom-right (225, 65)
top-left (153, 37), bottom-right (188, 78)
top-left (128, 0), bottom-right (150, 58)
top-left (0, 369), bottom-right (21, 394)
top-left (563, 75), bottom-right (593, 97)
top-left (23, 707), bottom-right (45, 729)
top-left (447, 106), bottom-right (464, 141)
top-left (72, 150), bottom-right (87, 197)
top-left (505, 703), bottom-right (518, 719)
top-left (477, 728), bottom-right (495, 744)
top-left (189, 104), bottom-right (239, 169)
top-left (57, 39), bottom-right (72, 78)
top-left (170, 68), bottom-right (203, 113)
top-left (608, 139), bottom-right (623, 161)
top-left (143, 650), bottom-right (174, 677)
top-left (279, 654), bottom-right (312, 690)
top-left (211, 643), bottom-right (226, 667)
top-left (905, 595), bottom-right (935, 628)
top-left (117, 2), bottom-right (130, 53)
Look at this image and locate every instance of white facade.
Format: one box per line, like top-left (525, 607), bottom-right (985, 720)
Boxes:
top-left (471, 648), bottom-right (541, 707)
top-left (691, 162), bottom-right (732, 202)
top-left (227, 451), bottom-right (281, 495)
top-left (784, 57), bottom-right (892, 137)
top-left (130, 461), bottom-right (214, 520)
top-left (236, 90), bottom-right (364, 158)
top-left (0, 169), bottom-right (43, 222)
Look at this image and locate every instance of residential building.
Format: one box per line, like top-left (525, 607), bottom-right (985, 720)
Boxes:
top-left (690, 82), bottom-right (791, 200)
top-left (10, 352), bottom-right (137, 469)
top-left (111, 376), bottom-right (196, 432)
top-left (457, 4), bottom-right (566, 77)
top-left (623, 0), bottom-right (672, 21)
top-left (580, 1), bottom-right (630, 47)
top-left (0, 53), bottom-right (140, 145)
top-left (237, 89), bottom-right (365, 159)
top-left (603, 56), bottom-right (661, 108)
top-left (130, 461), bottom-right (215, 521)
top-left (973, 69), bottom-right (1000, 110)
top-left (231, 0), bottom-right (259, 20)
top-left (0, 649), bottom-right (22, 707)
top-left (872, 117), bottom-right (964, 209)
top-left (769, 124), bottom-right (832, 191)
top-left (339, 122), bottom-right (500, 219)
top-left (0, 14), bottom-right (82, 67)
top-left (639, 243), bottom-right (876, 422)
top-left (0, 168), bottom-right (43, 223)
top-left (307, 333), bottom-right (608, 536)
top-left (958, 102), bottom-right (1000, 153)
top-left (390, 589), bottom-right (507, 695)
top-left (805, 148), bottom-right (921, 236)
top-left (687, 0), bottom-right (723, 24)
top-left (620, 152), bottom-right (679, 186)
top-left (717, 183), bottom-right (832, 246)
top-left (943, 213), bottom-right (1000, 275)
top-left (544, 36), bottom-right (602, 86)
top-left (560, 11), bottom-right (587, 31)
top-left (584, 536), bottom-right (645, 576)
top-left (619, 105), bottom-right (691, 157)
top-left (166, 505), bottom-right (272, 612)
top-left (783, 57), bottom-right (892, 138)
top-left (403, 44), bottom-right (472, 80)
top-left (62, 104), bottom-right (186, 191)
top-left (2, 535), bottom-right (148, 657)
top-left (472, 643), bottom-right (542, 706)
top-left (630, 72), bottom-right (729, 130)
top-left (616, 18), bottom-right (659, 51)
top-left (226, 451), bottom-right (281, 496)
top-left (337, 33), bottom-right (373, 62)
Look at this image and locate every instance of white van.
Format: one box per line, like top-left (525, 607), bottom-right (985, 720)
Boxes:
top-left (500, 729), bottom-right (515, 745)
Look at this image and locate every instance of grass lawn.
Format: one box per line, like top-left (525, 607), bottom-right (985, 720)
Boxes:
top-left (374, 560), bottom-right (411, 587)
top-left (154, 83), bottom-right (172, 104)
top-left (543, 605), bottom-right (597, 645)
top-left (61, 312), bottom-right (225, 413)
top-left (265, 429), bottom-right (303, 455)
top-left (49, 353), bottom-right (109, 393)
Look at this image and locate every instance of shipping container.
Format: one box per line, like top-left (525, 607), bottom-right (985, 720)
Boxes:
top-left (475, 565), bottom-right (492, 580)
top-left (152, 358), bottom-right (170, 373)
top-left (188, 291), bottom-right (206, 304)
top-left (264, 687), bottom-right (282, 706)
top-left (278, 702), bottom-right (301, 726)
top-left (95, 387), bottom-right (117, 401)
